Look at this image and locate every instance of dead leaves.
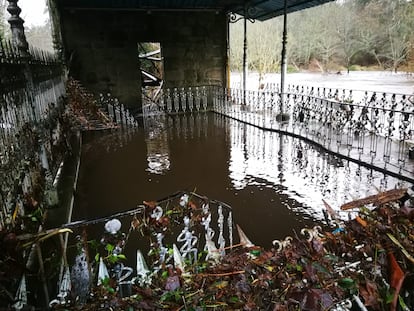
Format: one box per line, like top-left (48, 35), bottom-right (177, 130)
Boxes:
top-left (48, 190), bottom-right (414, 310)
top-left (388, 252), bottom-right (406, 311)
top-left (359, 280), bottom-right (380, 309)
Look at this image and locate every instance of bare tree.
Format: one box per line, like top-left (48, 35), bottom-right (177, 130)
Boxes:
top-left (228, 0), bottom-right (414, 73)
top-left (335, 1), bottom-right (361, 73)
top-left (25, 20), bottom-right (54, 52)
top-left (229, 19), bottom-right (244, 72)
top-left (0, 0), bottom-right (6, 39)
top-left (382, 0), bottom-right (414, 72)
top-left (248, 19), bottom-right (282, 86)
top-left (288, 9), bottom-right (320, 70)
top-left (313, 4), bottom-right (341, 72)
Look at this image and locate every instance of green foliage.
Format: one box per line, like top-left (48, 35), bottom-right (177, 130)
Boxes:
top-left (104, 243), bottom-right (127, 264)
top-left (348, 64), bottom-right (364, 71)
top-left (287, 65), bottom-right (299, 73)
top-left (100, 276), bottom-right (116, 294)
top-left (338, 277), bottom-right (357, 293)
top-left (160, 289), bottom-right (184, 303)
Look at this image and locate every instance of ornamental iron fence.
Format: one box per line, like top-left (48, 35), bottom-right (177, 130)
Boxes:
top-left (1, 38), bottom-right (67, 228)
top-left (212, 85), bottom-right (414, 183)
top-left (137, 83), bottom-right (414, 182)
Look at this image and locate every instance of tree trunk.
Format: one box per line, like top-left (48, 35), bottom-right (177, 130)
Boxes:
top-left (372, 50), bottom-right (384, 69)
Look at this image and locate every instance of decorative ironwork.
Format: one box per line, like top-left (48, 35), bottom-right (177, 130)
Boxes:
top-left (99, 93), bottom-right (137, 127)
top-left (212, 85), bottom-right (414, 182)
top-left (6, 0), bottom-right (29, 57)
top-left (47, 191), bottom-right (234, 304)
top-left (228, 6), bottom-right (257, 24)
top-left (141, 85), bottom-right (212, 116)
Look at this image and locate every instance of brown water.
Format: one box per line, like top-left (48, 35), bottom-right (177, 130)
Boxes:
top-left (73, 112), bottom-right (412, 250)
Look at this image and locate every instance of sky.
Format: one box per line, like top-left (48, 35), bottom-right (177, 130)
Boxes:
top-left (8, 0), bottom-right (48, 27)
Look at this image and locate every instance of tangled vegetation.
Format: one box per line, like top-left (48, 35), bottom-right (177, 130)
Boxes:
top-left (51, 189), bottom-right (414, 311)
top-left (0, 78), bottom-right (118, 308)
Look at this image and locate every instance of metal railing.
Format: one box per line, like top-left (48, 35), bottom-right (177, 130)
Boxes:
top-left (0, 39), bottom-right (68, 309)
top-left (1, 40), bottom-right (66, 220)
top-left (142, 86), bottom-right (210, 117)
top-left (99, 93), bottom-right (138, 128)
top-left (212, 86), bottom-right (414, 183)
top-left (48, 191), bottom-right (234, 306)
top-left (137, 83), bottom-right (413, 182)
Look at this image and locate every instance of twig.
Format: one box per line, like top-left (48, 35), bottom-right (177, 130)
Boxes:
top-left (198, 270), bottom-right (245, 277)
top-left (387, 233), bottom-right (414, 264)
top-left (211, 243), bottom-right (244, 253)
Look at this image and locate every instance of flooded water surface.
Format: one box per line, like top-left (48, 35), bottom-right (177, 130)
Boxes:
top-left (74, 112), bottom-right (412, 251)
top-left (234, 71), bottom-right (414, 95)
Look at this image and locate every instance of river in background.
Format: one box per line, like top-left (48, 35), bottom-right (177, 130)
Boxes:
top-left (231, 71), bottom-right (414, 95)
top-left (74, 112), bottom-right (412, 256)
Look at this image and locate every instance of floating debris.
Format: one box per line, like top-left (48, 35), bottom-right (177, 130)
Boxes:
top-left (65, 79), bottom-right (118, 131)
top-left (104, 219), bottom-right (122, 235)
top-left (5, 189), bottom-right (413, 310)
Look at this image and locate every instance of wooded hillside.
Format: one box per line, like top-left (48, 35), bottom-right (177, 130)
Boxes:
top-left (230, 0), bottom-right (414, 74)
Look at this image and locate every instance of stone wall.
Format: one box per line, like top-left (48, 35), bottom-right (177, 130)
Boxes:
top-left (59, 10), bottom-right (228, 112)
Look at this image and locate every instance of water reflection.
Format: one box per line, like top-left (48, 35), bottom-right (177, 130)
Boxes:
top-left (75, 112), bottom-right (412, 250)
top-left (143, 115), bottom-right (170, 174)
top-left (81, 127), bottom-right (139, 154)
top-left (227, 118), bottom-right (411, 220)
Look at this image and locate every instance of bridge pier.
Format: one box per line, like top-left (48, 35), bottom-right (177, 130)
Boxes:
top-left (56, 9), bottom-right (228, 114)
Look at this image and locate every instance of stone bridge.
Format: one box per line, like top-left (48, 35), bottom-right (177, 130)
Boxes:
top-left (47, 0), bottom-right (335, 111)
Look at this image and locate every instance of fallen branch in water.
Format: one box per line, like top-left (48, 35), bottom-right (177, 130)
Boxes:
top-left (340, 188), bottom-right (407, 210)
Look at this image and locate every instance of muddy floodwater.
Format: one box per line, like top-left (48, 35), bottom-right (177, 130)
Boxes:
top-left (234, 71), bottom-right (414, 94)
top-left (74, 112), bottom-right (412, 253)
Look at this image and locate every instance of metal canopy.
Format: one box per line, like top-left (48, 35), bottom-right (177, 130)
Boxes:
top-left (56, 0), bottom-right (334, 20)
top-left (233, 0), bottom-right (335, 21)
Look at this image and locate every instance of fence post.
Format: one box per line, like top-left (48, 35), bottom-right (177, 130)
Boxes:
top-left (6, 0), bottom-right (29, 58)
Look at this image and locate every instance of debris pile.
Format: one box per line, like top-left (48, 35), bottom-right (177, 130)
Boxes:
top-left (65, 79), bottom-right (118, 130)
top-left (50, 189), bottom-right (414, 311)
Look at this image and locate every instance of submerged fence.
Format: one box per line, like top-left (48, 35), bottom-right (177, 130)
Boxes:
top-left (213, 85), bottom-right (414, 183)
top-left (2, 30), bottom-right (413, 306)
top-left (138, 84), bottom-right (414, 182)
top-left (136, 83), bottom-right (414, 182)
top-left (0, 38), bottom-right (66, 217)
top-left (142, 86), bottom-right (209, 117)
top-left (49, 191), bottom-right (234, 306)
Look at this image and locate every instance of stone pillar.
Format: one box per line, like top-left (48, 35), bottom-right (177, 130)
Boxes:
top-left (7, 0), bottom-right (29, 57)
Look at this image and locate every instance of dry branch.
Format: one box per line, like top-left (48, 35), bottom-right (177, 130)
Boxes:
top-left (340, 188), bottom-right (407, 210)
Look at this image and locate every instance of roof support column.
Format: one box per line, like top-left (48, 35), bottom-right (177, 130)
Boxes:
top-left (280, 0), bottom-right (288, 112)
top-left (242, 4), bottom-right (248, 104)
